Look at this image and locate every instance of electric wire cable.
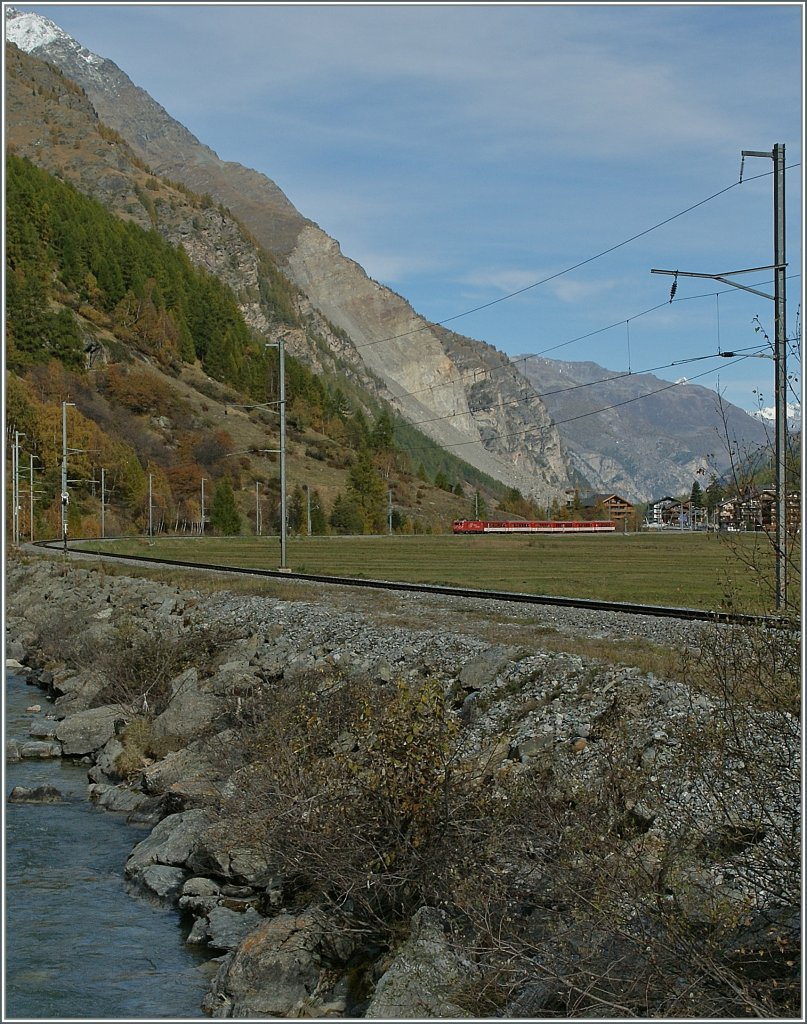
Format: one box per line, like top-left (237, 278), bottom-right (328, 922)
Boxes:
top-left (392, 353), bottom-right (757, 456)
top-left (367, 271), bottom-right (800, 407)
top-left (400, 346), bottom-right (773, 432)
top-left (349, 164), bottom-right (799, 353)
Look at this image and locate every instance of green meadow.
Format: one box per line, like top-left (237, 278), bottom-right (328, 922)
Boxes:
top-left (75, 531), bottom-right (796, 614)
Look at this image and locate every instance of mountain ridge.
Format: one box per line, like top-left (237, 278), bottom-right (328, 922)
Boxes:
top-left (515, 354), bottom-right (770, 502)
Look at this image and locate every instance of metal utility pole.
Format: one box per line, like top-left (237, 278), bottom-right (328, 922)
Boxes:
top-left (100, 468), bottom-right (106, 539)
top-left (148, 473), bottom-right (154, 538)
top-left (265, 336), bottom-right (288, 570)
top-left (651, 143), bottom-right (788, 609)
top-left (29, 453), bottom-right (39, 542)
top-left (200, 477), bottom-right (206, 536)
top-left (278, 335), bottom-right (288, 570)
top-left (388, 489), bottom-right (393, 535)
top-left (12, 431), bottom-right (24, 546)
top-left (61, 401), bottom-right (75, 553)
top-left (772, 143), bottom-right (788, 611)
top-left (305, 484), bottom-right (312, 537)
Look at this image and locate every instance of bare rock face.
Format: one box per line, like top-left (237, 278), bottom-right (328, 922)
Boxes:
top-left (286, 224), bottom-right (568, 500)
top-left (518, 354), bottom-right (770, 503)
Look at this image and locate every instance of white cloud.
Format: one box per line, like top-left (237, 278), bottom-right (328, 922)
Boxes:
top-left (547, 278), bottom-right (626, 304)
top-left (459, 268), bottom-right (548, 296)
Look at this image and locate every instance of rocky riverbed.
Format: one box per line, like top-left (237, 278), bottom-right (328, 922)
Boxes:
top-left (5, 553), bottom-right (800, 1018)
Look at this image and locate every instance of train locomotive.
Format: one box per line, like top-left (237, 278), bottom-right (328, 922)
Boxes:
top-left (452, 519), bottom-right (616, 534)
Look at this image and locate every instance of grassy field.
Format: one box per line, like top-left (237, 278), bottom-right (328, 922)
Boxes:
top-left (74, 531), bottom-right (795, 614)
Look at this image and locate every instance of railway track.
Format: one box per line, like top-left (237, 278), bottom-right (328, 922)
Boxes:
top-left (32, 539), bottom-right (795, 630)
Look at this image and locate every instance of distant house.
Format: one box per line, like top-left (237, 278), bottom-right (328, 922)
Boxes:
top-left (578, 492), bottom-right (635, 522)
top-left (719, 489), bottom-right (801, 531)
top-left (645, 496), bottom-right (678, 525)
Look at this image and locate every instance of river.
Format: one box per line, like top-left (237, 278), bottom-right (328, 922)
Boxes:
top-left (4, 671), bottom-right (215, 1020)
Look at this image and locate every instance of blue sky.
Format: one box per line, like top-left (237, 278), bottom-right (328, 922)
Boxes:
top-left (9, 2), bottom-right (805, 413)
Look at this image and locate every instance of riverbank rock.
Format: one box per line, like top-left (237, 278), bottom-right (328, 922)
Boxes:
top-left (364, 907), bottom-right (476, 1018)
top-left (54, 703), bottom-right (130, 756)
top-left (8, 784), bottom-right (65, 803)
top-left (28, 718), bottom-right (58, 739)
top-left (139, 731), bottom-right (232, 805)
top-left (125, 807), bottom-right (214, 899)
top-left (88, 781), bottom-right (159, 817)
top-left (5, 554), bottom-right (800, 1020)
top-left (187, 903), bottom-right (263, 952)
top-left (150, 667), bottom-right (221, 742)
top-left (18, 740), bottom-right (63, 759)
top-left (6, 638), bottom-right (27, 664)
top-left (50, 668), bottom-right (108, 715)
top-left (134, 863), bottom-right (190, 903)
top-left (203, 907), bottom-right (355, 1018)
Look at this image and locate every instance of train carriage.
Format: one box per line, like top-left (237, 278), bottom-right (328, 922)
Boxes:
top-left (453, 519), bottom-right (616, 534)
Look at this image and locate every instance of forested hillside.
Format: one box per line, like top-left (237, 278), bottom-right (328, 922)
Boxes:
top-left (5, 152), bottom-right (531, 541)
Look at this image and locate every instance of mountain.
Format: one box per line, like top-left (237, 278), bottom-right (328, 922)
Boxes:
top-left (753, 405), bottom-right (801, 433)
top-left (515, 355), bottom-right (771, 503)
top-left (4, 7), bottom-right (568, 504)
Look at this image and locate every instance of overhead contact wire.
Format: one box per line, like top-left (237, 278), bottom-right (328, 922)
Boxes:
top-left (352, 166), bottom-right (792, 353)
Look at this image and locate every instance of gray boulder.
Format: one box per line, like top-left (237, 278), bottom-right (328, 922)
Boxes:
top-left (202, 908), bottom-right (348, 1018)
top-left (8, 784), bottom-right (65, 803)
top-left (6, 639), bottom-right (27, 663)
top-left (87, 735), bottom-right (127, 784)
top-left (125, 808), bottom-right (214, 901)
top-left (188, 904), bottom-right (263, 951)
top-left (185, 820), bottom-right (276, 887)
top-left (51, 668), bottom-right (107, 714)
top-left (54, 703), bottom-right (129, 756)
top-left (18, 740), bottom-right (63, 759)
top-left (139, 731), bottom-right (233, 799)
top-left (458, 646), bottom-right (521, 692)
top-left (364, 907), bottom-right (476, 1018)
top-left (151, 667), bottom-right (221, 741)
top-left (88, 782), bottom-right (154, 816)
top-left (28, 718), bottom-right (58, 739)
top-left (133, 863), bottom-right (189, 904)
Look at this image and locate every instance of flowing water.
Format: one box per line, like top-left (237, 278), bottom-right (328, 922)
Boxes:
top-left (4, 672), bottom-right (214, 1020)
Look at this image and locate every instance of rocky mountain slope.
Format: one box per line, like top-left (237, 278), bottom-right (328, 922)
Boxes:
top-left (4, 7), bottom-right (568, 504)
top-left (516, 354), bottom-right (771, 503)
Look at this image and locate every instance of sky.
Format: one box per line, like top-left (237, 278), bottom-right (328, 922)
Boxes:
top-left (7, 2), bottom-right (805, 414)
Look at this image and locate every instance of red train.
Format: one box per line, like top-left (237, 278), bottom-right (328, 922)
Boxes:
top-left (453, 519), bottom-right (616, 534)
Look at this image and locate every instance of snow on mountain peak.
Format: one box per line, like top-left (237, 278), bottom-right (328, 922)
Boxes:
top-left (4, 7), bottom-right (102, 65)
top-left (752, 404), bottom-right (801, 431)
top-left (5, 8), bottom-right (67, 50)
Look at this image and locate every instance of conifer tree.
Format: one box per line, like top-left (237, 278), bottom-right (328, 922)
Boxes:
top-left (348, 447), bottom-right (386, 532)
top-left (309, 490), bottom-right (328, 535)
top-left (210, 477), bottom-right (241, 535)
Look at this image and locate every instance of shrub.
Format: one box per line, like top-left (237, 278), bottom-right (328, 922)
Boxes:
top-left (91, 615), bottom-right (244, 716)
top-left (217, 674), bottom-right (486, 938)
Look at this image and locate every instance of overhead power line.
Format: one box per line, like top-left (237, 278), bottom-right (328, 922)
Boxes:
top-left (351, 164), bottom-right (799, 354)
top-left (375, 271), bottom-right (800, 409)
top-left (393, 353), bottom-right (757, 458)
top-left (400, 346), bottom-right (772, 433)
